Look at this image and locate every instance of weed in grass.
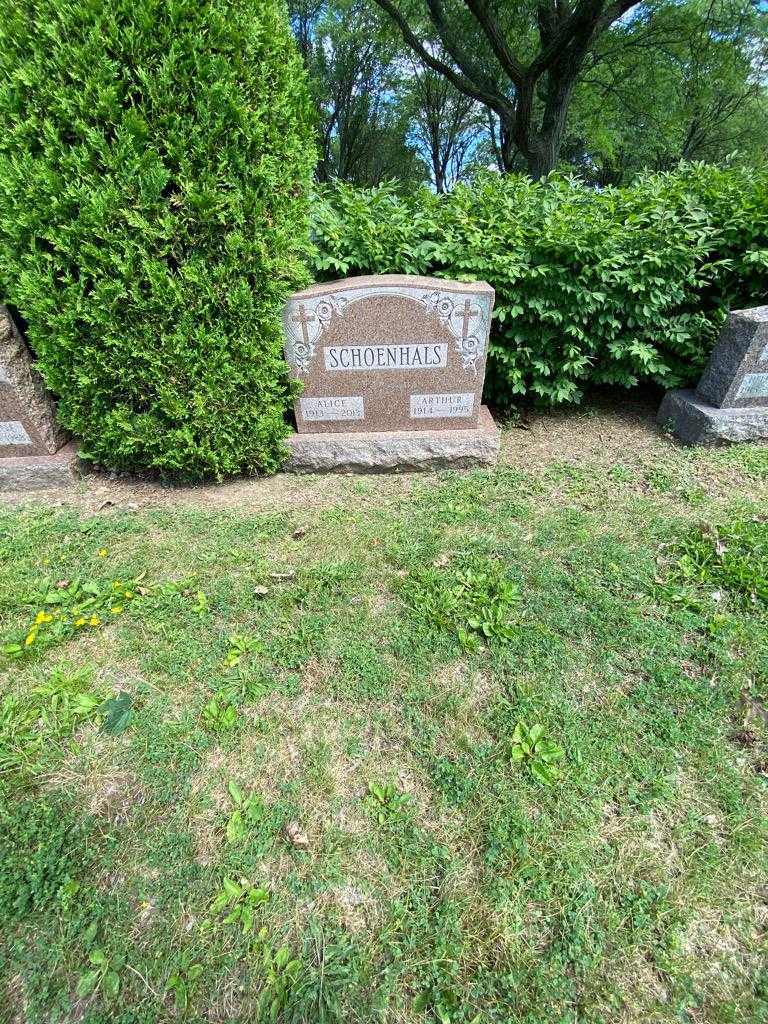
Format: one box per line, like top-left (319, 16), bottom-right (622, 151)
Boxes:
top-left (365, 781), bottom-right (411, 824)
top-left (252, 930), bottom-right (302, 1021)
top-left (208, 877), bottom-right (270, 934)
top-left (673, 519), bottom-right (768, 603)
top-left (165, 960), bottom-right (203, 1013)
top-left (201, 694), bottom-right (239, 733)
top-left (225, 780), bottom-right (266, 844)
top-left (99, 690), bottom-right (133, 735)
top-left (426, 754), bottom-right (477, 807)
top-left (509, 721), bottom-right (564, 786)
top-left (0, 665), bottom-right (102, 778)
top-left (76, 923), bottom-right (122, 1000)
top-left (0, 790), bottom-right (92, 922)
top-left (400, 560), bottom-right (522, 653)
top-left (223, 633), bottom-right (262, 670)
top-left (607, 464), bottom-right (636, 484)
top-left (2, 576), bottom-right (140, 658)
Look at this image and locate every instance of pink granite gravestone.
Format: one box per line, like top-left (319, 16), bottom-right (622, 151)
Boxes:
top-left (0, 305), bottom-right (77, 489)
top-left (282, 275), bottom-right (500, 471)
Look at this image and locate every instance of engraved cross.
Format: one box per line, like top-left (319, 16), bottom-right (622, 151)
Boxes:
top-left (460, 298), bottom-right (478, 340)
top-left (292, 304), bottom-right (316, 346)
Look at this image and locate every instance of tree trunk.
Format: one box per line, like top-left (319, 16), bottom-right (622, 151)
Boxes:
top-left (526, 136), bottom-right (559, 179)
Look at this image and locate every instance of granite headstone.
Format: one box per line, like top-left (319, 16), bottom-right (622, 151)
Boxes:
top-left (0, 305), bottom-right (76, 488)
top-left (658, 305), bottom-right (768, 445)
top-left (282, 274), bottom-right (500, 471)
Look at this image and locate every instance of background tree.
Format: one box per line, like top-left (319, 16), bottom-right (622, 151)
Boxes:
top-left (406, 58), bottom-right (486, 190)
top-left (290, 0), bottom-right (426, 184)
top-left (294, 0), bottom-right (767, 184)
top-left (371, 0), bottom-right (641, 178)
top-left (570, 0), bottom-right (768, 183)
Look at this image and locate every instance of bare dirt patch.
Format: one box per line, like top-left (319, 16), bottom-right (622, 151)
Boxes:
top-left (0, 389), bottom-right (683, 513)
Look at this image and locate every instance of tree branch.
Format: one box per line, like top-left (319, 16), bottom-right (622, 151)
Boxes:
top-left (462, 0), bottom-right (525, 85)
top-left (371, 0), bottom-right (514, 118)
top-left (423, 0), bottom-right (516, 104)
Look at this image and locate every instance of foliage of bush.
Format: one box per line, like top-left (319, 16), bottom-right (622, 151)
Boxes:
top-left (0, 0), bottom-right (315, 478)
top-left (311, 165), bottom-right (768, 405)
top-left (0, 790), bottom-right (90, 921)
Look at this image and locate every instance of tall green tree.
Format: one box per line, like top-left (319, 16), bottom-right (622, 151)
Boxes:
top-left (291, 0), bottom-right (426, 184)
top-left (371, 0), bottom-right (641, 178)
top-left (571, 0), bottom-right (768, 182)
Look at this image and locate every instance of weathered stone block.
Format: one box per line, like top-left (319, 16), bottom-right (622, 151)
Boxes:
top-left (284, 405), bottom-right (500, 473)
top-left (695, 306), bottom-right (768, 408)
top-left (0, 442), bottom-right (81, 491)
top-left (657, 389), bottom-right (768, 446)
top-left (0, 305), bottom-right (68, 457)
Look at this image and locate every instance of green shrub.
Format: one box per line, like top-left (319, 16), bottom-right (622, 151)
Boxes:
top-left (0, 0), bottom-right (315, 479)
top-left (311, 166), bottom-right (768, 405)
top-left (0, 789), bottom-right (91, 921)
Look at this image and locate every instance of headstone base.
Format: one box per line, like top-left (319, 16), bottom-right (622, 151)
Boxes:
top-left (657, 389), bottom-right (768, 446)
top-left (285, 405), bottom-right (500, 473)
top-left (0, 442), bottom-right (81, 491)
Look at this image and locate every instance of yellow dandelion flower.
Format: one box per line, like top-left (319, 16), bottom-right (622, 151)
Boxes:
top-left (35, 611), bottom-right (53, 624)
top-left (112, 581), bottom-right (122, 588)
top-left (74, 617), bottom-right (86, 627)
top-left (123, 591), bottom-right (134, 599)
top-left (88, 615), bottom-right (101, 627)
top-left (24, 629), bottom-right (37, 646)
top-left (110, 606), bottom-right (123, 615)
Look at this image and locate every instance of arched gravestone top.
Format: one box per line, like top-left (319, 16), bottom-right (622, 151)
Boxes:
top-left (0, 306), bottom-right (68, 458)
top-left (696, 306), bottom-right (768, 409)
top-left (283, 275), bottom-right (495, 434)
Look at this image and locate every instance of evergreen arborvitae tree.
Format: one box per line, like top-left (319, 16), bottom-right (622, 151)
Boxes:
top-left (0, 0), bottom-right (316, 478)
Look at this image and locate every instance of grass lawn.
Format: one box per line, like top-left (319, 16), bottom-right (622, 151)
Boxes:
top-left (1, 404), bottom-right (767, 1023)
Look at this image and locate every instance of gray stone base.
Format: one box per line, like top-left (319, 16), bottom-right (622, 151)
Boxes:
top-left (657, 389), bottom-right (768, 446)
top-left (0, 442), bottom-right (81, 491)
top-left (285, 405), bottom-right (501, 473)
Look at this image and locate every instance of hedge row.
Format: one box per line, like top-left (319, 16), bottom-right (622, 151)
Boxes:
top-left (311, 166), bottom-right (768, 405)
top-left (0, 0), bottom-right (315, 479)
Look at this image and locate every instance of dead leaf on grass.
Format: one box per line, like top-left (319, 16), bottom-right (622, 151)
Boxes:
top-left (253, 586), bottom-right (270, 597)
top-left (286, 822), bottom-right (309, 849)
top-left (292, 526), bottom-right (308, 539)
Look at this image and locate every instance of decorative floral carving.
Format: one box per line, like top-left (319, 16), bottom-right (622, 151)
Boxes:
top-left (284, 295), bottom-right (348, 374)
top-left (418, 290), bottom-right (488, 374)
top-left (284, 286), bottom-right (489, 376)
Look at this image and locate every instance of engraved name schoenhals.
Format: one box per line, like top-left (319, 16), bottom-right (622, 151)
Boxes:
top-left (324, 344), bottom-right (448, 371)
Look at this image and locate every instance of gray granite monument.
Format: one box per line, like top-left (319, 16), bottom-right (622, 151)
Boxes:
top-left (282, 274), bottom-right (500, 471)
top-left (0, 305), bottom-right (77, 489)
top-left (657, 305), bottom-right (768, 445)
